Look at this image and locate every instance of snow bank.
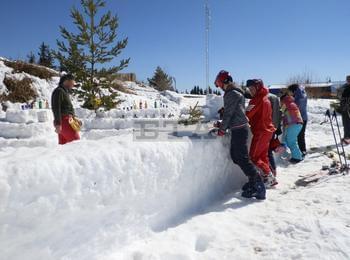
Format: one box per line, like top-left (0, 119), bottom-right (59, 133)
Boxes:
top-left (0, 121), bottom-right (54, 139)
top-left (6, 109), bottom-right (38, 123)
top-left (0, 135), bottom-right (245, 259)
top-left (0, 60), bottom-right (59, 102)
top-left (0, 109), bottom-right (53, 139)
top-left (162, 90), bottom-right (183, 105)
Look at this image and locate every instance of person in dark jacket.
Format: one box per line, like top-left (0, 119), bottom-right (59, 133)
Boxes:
top-left (287, 84), bottom-right (308, 156)
top-left (340, 76), bottom-right (350, 143)
top-left (267, 93), bottom-right (282, 177)
top-left (51, 74), bottom-right (80, 145)
top-left (214, 70), bottom-right (266, 200)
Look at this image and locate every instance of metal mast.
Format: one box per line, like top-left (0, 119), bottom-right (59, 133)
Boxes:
top-left (205, 0), bottom-right (210, 94)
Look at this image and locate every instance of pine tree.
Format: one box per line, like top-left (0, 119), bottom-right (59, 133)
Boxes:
top-left (38, 42), bottom-right (54, 68)
top-left (55, 40), bottom-right (86, 83)
top-left (27, 52), bottom-right (36, 64)
top-left (54, 0), bottom-right (129, 111)
top-left (148, 66), bottom-right (173, 91)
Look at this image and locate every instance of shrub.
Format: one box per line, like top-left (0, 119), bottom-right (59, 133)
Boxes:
top-left (3, 60), bottom-right (58, 80)
top-left (1, 76), bottom-right (38, 103)
top-left (178, 102), bottom-right (203, 125)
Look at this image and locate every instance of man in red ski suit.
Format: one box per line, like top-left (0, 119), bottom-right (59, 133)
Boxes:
top-left (246, 79), bottom-right (276, 187)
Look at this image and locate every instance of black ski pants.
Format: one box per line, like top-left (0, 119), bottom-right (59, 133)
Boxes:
top-left (230, 125), bottom-right (259, 181)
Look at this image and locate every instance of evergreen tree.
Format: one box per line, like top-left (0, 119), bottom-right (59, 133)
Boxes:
top-left (148, 66), bottom-right (173, 91)
top-left (55, 40), bottom-right (86, 82)
top-left (27, 52), bottom-right (36, 64)
top-left (191, 86), bottom-right (196, 94)
top-left (54, 0), bottom-right (129, 110)
top-left (38, 42), bottom-right (54, 68)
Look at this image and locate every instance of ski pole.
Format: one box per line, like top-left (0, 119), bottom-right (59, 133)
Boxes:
top-left (332, 110), bottom-right (349, 173)
top-left (326, 110), bottom-right (343, 167)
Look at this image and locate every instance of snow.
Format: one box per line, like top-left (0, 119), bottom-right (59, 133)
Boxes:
top-left (0, 135), bottom-right (245, 260)
top-left (1, 59), bottom-right (350, 259)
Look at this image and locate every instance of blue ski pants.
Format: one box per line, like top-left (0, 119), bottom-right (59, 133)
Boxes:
top-left (283, 124), bottom-right (303, 160)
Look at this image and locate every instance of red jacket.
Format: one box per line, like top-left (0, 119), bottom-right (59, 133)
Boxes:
top-left (246, 86), bottom-right (276, 135)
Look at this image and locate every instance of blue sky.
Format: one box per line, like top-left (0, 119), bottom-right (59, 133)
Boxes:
top-left (0, 0), bottom-right (349, 90)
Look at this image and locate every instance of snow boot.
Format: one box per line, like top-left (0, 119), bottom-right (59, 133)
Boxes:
top-left (241, 179), bottom-right (254, 192)
top-left (241, 177), bottom-right (266, 200)
top-left (263, 172), bottom-right (278, 189)
top-left (289, 158), bottom-right (303, 164)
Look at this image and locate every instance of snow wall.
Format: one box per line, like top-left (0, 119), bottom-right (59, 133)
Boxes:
top-left (0, 134), bottom-right (246, 259)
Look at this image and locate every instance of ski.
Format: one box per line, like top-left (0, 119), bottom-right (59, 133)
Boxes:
top-left (295, 165), bottom-right (340, 187)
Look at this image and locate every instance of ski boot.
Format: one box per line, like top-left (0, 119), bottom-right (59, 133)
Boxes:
top-left (241, 178), bottom-right (254, 192)
top-left (289, 158), bottom-right (303, 164)
top-left (241, 177), bottom-right (266, 200)
top-left (263, 172), bottom-right (278, 189)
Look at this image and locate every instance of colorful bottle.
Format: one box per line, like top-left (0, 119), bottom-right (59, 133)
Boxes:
top-left (38, 99), bottom-right (43, 109)
top-left (145, 101), bottom-right (148, 109)
top-left (154, 100), bottom-right (157, 108)
top-left (139, 100), bottom-right (143, 110)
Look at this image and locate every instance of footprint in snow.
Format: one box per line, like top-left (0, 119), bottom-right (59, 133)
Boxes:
top-left (195, 234), bottom-right (213, 252)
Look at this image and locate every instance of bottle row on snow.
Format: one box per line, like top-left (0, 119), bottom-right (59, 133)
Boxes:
top-left (120, 100), bottom-right (168, 111)
top-left (21, 99), bottom-right (50, 110)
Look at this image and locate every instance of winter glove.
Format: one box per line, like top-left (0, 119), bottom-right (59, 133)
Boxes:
top-left (217, 129), bottom-right (226, 137)
top-left (270, 137), bottom-right (281, 151)
top-left (275, 143), bottom-right (287, 154)
top-left (213, 120), bottom-right (222, 128)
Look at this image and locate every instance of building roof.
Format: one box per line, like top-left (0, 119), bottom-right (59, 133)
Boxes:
top-left (268, 81), bottom-right (345, 90)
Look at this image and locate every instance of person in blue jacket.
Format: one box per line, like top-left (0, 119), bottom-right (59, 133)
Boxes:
top-left (287, 84), bottom-right (308, 156)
